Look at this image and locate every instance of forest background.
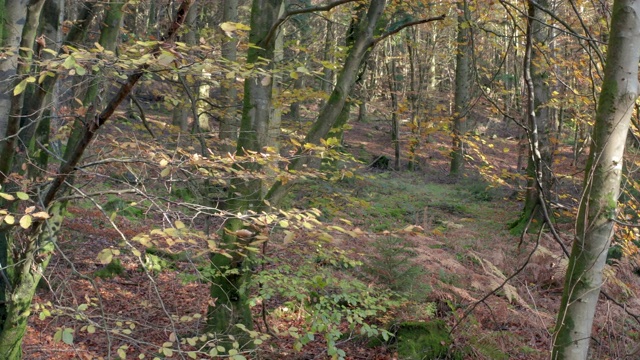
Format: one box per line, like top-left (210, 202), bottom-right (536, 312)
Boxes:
top-left (1, 0), bottom-right (640, 359)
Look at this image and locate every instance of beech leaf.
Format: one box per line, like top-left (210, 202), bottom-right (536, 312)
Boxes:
top-left (20, 215), bottom-right (33, 229)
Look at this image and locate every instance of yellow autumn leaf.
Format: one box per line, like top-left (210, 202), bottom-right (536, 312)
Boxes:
top-left (19, 215), bottom-right (32, 229)
top-left (32, 211), bottom-right (50, 219)
top-left (0, 193), bottom-right (15, 201)
top-left (4, 215), bottom-right (15, 225)
top-left (96, 249), bottom-right (113, 265)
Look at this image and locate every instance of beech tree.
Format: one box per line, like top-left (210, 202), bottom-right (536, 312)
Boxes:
top-left (552, 0), bottom-right (640, 358)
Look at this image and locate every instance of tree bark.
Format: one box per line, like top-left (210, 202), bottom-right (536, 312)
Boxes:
top-left (0, 203), bottom-right (62, 359)
top-left (0, 0), bottom-right (46, 182)
top-left (552, 1), bottom-right (640, 358)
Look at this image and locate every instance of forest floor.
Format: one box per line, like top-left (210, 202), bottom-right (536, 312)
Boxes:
top-left (21, 111), bottom-right (640, 359)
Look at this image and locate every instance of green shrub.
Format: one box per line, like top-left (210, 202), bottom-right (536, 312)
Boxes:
top-left (103, 196), bottom-right (144, 220)
top-left (363, 236), bottom-right (428, 297)
top-left (253, 252), bottom-right (399, 359)
top-left (395, 320), bottom-right (463, 360)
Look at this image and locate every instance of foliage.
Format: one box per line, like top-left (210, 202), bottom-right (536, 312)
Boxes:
top-left (253, 248), bottom-right (399, 359)
top-left (394, 320), bottom-right (463, 360)
top-left (362, 236), bottom-right (428, 296)
top-left (103, 196), bottom-right (145, 220)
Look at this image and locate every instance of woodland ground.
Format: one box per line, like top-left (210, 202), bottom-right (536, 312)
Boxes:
top-left (20, 108), bottom-right (640, 359)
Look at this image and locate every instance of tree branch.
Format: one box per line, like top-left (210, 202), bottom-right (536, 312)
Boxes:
top-left (372, 15), bottom-right (446, 46)
top-left (261, 0), bottom-right (359, 48)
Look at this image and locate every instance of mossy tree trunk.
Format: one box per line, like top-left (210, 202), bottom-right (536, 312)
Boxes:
top-left (0, 203), bottom-right (63, 359)
top-left (207, 0), bottom-right (283, 340)
top-left (552, 1), bottom-right (640, 358)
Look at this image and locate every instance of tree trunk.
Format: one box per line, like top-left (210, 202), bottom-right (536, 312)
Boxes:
top-left (219, 0), bottom-right (240, 153)
top-left (0, 0), bottom-right (30, 140)
top-left (207, 0), bottom-right (283, 342)
top-left (385, 44), bottom-right (401, 170)
top-left (552, 1), bottom-right (640, 358)
top-left (63, 0), bottom-right (124, 163)
top-left (450, 0), bottom-right (471, 177)
top-left (320, 17), bottom-right (335, 108)
top-left (267, 0), bottom-right (389, 205)
top-left (519, 0), bottom-right (553, 228)
top-left (0, 203), bottom-right (63, 359)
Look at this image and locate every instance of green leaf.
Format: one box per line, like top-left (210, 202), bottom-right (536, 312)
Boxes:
top-left (62, 328), bottom-right (74, 345)
top-left (53, 329), bottom-right (62, 342)
top-left (157, 51), bottom-right (175, 66)
top-left (161, 348), bottom-right (173, 357)
top-left (13, 79), bottom-right (28, 95)
top-left (75, 65), bottom-right (87, 76)
top-left (4, 215), bottom-right (15, 225)
top-left (160, 167), bottom-right (171, 177)
top-left (16, 192), bottom-right (29, 200)
top-left (62, 55), bottom-right (76, 70)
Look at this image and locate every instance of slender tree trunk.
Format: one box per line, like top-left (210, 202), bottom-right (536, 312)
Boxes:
top-left (450, 0), bottom-right (472, 177)
top-left (172, 1), bottom-right (198, 132)
top-left (219, 0), bottom-right (240, 153)
top-left (385, 43), bottom-right (400, 170)
top-left (63, 0), bottom-right (125, 162)
top-left (520, 0), bottom-right (553, 227)
top-left (320, 17), bottom-right (335, 108)
top-left (0, 0), bottom-right (46, 182)
top-left (552, 1), bottom-right (640, 358)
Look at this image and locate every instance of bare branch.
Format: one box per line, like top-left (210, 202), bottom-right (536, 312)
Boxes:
top-left (372, 14), bottom-right (446, 46)
top-left (261, 0), bottom-right (359, 48)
